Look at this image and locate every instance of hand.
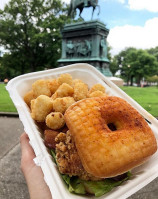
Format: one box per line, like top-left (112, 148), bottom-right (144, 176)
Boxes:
top-left (20, 133), bottom-right (52, 199)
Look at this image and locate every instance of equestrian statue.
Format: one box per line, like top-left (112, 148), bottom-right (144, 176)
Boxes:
top-left (68, 0), bottom-right (100, 20)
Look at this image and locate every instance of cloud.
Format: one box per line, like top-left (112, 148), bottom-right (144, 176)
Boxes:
top-left (0, 0), bottom-right (9, 9)
top-left (117, 0), bottom-right (125, 3)
top-left (128, 0), bottom-right (158, 12)
top-left (107, 17), bottom-right (158, 55)
top-left (62, 0), bottom-right (71, 4)
top-left (103, 0), bottom-right (126, 3)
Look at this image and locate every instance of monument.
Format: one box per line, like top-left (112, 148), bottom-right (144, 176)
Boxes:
top-left (58, 0), bottom-right (112, 77)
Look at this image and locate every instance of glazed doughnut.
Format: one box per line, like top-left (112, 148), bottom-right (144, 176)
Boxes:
top-left (64, 96), bottom-right (157, 178)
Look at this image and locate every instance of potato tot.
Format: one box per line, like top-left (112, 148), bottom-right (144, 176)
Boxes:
top-left (24, 90), bottom-right (34, 107)
top-left (31, 95), bottom-right (53, 122)
top-left (32, 79), bottom-right (51, 98)
top-left (73, 82), bottom-right (88, 101)
top-left (52, 83), bottom-right (74, 100)
top-left (53, 97), bottom-right (75, 114)
top-left (58, 73), bottom-right (73, 86)
top-left (46, 112), bottom-right (65, 130)
top-left (48, 79), bottom-right (60, 95)
top-left (44, 129), bottom-right (59, 149)
top-left (88, 90), bottom-right (107, 98)
top-left (89, 83), bottom-right (105, 94)
top-left (72, 79), bottom-right (84, 86)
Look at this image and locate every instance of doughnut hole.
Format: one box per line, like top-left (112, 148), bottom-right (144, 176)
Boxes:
top-left (107, 123), bottom-right (117, 131)
top-left (46, 112), bottom-right (65, 130)
top-left (107, 121), bottom-right (121, 131)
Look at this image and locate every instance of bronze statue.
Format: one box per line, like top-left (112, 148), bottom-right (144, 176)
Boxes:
top-left (68, 0), bottom-right (100, 20)
top-left (100, 36), bottom-right (107, 58)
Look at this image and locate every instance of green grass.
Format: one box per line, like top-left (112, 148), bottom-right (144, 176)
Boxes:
top-left (121, 86), bottom-right (158, 117)
top-left (0, 83), bottom-right (17, 112)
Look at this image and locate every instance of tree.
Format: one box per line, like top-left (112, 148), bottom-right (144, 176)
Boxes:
top-left (147, 75), bottom-right (158, 87)
top-left (117, 48), bottom-right (158, 86)
top-left (147, 46), bottom-right (158, 75)
top-left (0, 0), bottom-right (70, 79)
top-left (109, 56), bottom-right (119, 76)
top-left (148, 46), bottom-right (158, 62)
top-left (107, 45), bottom-right (119, 76)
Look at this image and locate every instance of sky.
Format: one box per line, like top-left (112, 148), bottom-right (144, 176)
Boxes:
top-left (0, 0), bottom-right (158, 55)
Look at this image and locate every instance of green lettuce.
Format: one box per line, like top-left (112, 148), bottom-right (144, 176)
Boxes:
top-left (50, 150), bottom-right (131, 197)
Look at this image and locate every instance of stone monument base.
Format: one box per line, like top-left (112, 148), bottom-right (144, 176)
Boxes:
top-left (58, 20), bottom-right (112, 77)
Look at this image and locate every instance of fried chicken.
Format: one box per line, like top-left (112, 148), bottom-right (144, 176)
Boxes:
top-left (55, 131), bottom-right (101, 181)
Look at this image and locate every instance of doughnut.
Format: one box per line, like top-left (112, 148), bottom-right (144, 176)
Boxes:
top-left (64, 96), bottom-right (157, 178)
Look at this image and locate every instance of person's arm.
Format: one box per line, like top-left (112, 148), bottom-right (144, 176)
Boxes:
top-left (20, 133), bottom-right (52, 199)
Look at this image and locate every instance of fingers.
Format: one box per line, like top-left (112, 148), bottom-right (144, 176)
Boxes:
top-left (20, 133), bottom-right (34, 156)
top-left (20, 132), bottom-right (36, 173)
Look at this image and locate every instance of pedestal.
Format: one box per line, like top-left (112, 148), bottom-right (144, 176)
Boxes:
top-left (58, 20), bottom-right (112, 77)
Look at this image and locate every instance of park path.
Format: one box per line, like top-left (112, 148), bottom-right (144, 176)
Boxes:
top-left (0, 116), bottom-right (158, 199)
top-left (0, 117), bottom-right (29, 199)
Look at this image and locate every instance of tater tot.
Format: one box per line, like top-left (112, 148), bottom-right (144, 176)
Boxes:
top-left (89, 83), bottom-right (105, 94)
top-left (24, 90), bottom-right (34, 107)
top-left (88, 90), bottom-right (107, 98)
top-left (73, 82), bottom-right (88, 101)
top-left (48, 79), bottom-right (60, 94)
top-left (72, 79), bottom-right (84, 86)
top-left (46, 112), bottom-right (65, 130)
top-left (58, 73), bottom-right (73, 86)
top-left (53, 97), bottom-right (75, 114)
top-left (52, 83), bottom-right (74, 100)
top-left (32, 79), bottom-right (51, 98)
top-left (31, 95), bottom-right (53, 122)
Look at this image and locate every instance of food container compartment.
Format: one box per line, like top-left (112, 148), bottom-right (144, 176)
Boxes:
top-left (6, 63), bottom-right (158, 199)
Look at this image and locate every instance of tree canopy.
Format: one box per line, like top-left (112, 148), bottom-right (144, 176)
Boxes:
top-left (0, 0), bottom-right (70, 79)
top-left (111, 47), bottom-right (158, 86)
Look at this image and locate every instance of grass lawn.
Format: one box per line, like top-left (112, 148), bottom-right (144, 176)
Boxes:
top-left (0, 83), bottom-right (17, 112)
top-left (121, 86), bottom-right (158, 117)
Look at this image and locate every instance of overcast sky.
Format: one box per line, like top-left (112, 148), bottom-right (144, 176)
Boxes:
top-left (0, 0), bottom-right (158, 55)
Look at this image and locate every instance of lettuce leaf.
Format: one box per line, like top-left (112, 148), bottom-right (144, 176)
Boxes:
top-left (50, 150), bottom-right (131, 197)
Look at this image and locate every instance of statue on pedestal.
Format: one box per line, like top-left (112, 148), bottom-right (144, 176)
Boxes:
top-left (58, 0), bottom-right (113, 77)
top-left (68, 0), bottom-right (100, 19)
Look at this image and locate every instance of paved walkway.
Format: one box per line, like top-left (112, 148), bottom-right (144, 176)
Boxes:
top-left (0, 116), bottom-right (158, 199)
top-left (0, 117), bottom-right (29, 199)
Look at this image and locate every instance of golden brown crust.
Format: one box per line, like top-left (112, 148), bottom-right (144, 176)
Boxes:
top-left (64, 96), bottom-right (157, 178)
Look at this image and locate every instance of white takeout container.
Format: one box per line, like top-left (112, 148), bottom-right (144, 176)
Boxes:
top-left (6, 63), bottom-right (158, 199)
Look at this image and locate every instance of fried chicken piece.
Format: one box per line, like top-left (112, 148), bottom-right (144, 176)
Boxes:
top-left (55, 131), bottom-right (101, 181)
